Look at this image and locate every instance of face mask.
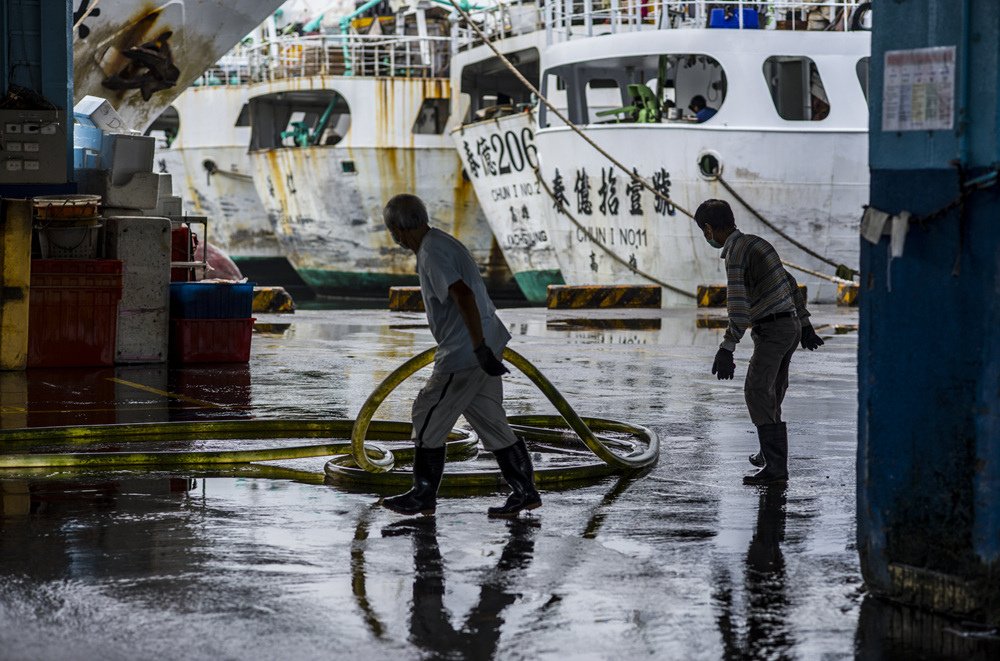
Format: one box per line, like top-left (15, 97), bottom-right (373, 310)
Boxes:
top-left (707, 238), bottom-right (723, 249)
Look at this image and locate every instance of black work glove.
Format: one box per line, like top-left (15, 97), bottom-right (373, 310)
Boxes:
top-left (712, 347), bottom-right (735, 380)
top-left (800, 324), bottom-right (825, 351)
top-left (474, 341), bottom-right (509, 376)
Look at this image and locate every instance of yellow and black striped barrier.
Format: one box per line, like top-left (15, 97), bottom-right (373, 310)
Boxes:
top-left (546, 284), bottom-right (661, 310)
top-left (546, 317), bottom-right (662, 331)
top-left (696, 315), bottom-right (729, 329)
top-left (252, 286), bottom-right (295, 314)
top-left (696, 285), bottom-right (728, 308)
top-left (697, 284), bottom-right (808, 308)
top-left (837, 283), bottom-right (859, 306)
top-left (388, 286), bottom-right (425, 312)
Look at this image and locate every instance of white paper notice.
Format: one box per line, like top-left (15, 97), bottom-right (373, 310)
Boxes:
top-left (882, 46), bottom-right (956, 132)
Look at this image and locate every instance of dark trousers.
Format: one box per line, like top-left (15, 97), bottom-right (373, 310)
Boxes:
top-left (744, 317), bottom-right (801, 426)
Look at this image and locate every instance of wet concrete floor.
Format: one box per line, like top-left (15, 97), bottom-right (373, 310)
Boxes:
top-left (1, 305), bottom-right (998, 659)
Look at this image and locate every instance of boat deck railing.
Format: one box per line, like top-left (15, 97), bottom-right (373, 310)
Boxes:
top-left (193, 33), bottom-right (455, 86)
top-left (541, 0), bottom-right (870, 42)
top-left (189, 1), bottom-right (871, 87)
top-left (450, 1), bottom-right (545, 53)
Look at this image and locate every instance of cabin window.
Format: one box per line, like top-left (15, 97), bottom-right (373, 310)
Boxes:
top-left (145, 106), bottom-right (179, 148)
top-left (235, 103), bottom-right (251, 128)
top-left (459, 47), bottom-right (540, 123)
top-left (538, 74), bottom-right (569, 128)
top-left (856, 57), bottom-right (870, 102)
top-left (586, 78), bottom-right (625, 122)
top-left (412, 98), bottom-right (450, 134)
top-left (541, 54), bottom-right (727, 127)
top-left (762, 56), bottom-right (830, 120)
top-left (248, 90), bottom-right (351, 150)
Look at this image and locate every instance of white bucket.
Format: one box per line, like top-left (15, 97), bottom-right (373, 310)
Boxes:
top-left (36, 223), bottom-right (103, 259)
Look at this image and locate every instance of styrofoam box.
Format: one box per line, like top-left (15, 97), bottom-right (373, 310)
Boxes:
top-left (74, 95), bottom-right (126, 133)
top-left (100, 133), bottom-right (155, 186)
top-left (104, 216), bottom-right (171, 364)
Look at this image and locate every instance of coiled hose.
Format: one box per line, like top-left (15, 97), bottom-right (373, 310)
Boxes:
top-left (0, 348), bottom-right (658, 490)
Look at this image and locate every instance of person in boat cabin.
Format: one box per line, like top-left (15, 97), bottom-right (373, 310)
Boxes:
top-left (380, 194), bottom-right (542, 518)
top-left (688, 95), bottom-right (717, 122)
top-left (694, 199), bottom-right (825, 485)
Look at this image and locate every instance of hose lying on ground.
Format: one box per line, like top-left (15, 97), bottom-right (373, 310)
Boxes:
top-left (0, 348), bottom-right (659, 491)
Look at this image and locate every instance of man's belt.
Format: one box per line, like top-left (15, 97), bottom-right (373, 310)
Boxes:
top-left (752, 310), bottom-right (796, 325)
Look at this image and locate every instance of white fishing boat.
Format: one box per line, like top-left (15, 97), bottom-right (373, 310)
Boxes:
top-left (72, 0), bottom-right (290, 132)
top-left (243, 5), bottom-right (518, 297)
top-left (448, 5), bottom-right (565, 303)
top-left (531, 1), bottom-right (871, 304)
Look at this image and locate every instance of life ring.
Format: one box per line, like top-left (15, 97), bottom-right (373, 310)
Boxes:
top-left (849, 1), bottom-right (872, 32)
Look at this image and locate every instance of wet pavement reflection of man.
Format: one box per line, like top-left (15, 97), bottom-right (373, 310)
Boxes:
top-left (384, 517), bottom-right (537, 658)
top-left (715, 485), bottom-right (794, 660)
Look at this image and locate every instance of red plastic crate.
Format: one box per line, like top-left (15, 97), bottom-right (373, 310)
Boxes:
top-left (28, 260), bottom-right (123, 368)
top-left (30, 259), bottom-right (123, 289)
top-left (169, 318), bottom-right (254, 364)
top-left (171, 225), bottom-right (192, 282)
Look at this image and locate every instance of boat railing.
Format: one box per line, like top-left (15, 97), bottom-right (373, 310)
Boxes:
top-left (193, 33), bottom-right (456, 85)
top-left (542, 0), bottom-right (870, 43)
top-left (449, 1), bottom-right (545, 53)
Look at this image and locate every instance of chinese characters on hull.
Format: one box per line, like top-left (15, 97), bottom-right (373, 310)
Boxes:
top-left (461, 127), bottom-right (537, 180)
top-left (551, 167), bottom-right (675, 219)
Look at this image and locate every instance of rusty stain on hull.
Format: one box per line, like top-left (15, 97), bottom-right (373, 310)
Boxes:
top-left (247, 74), bottom-right (516, 293)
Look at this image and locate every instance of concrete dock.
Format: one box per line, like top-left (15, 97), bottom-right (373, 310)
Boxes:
top-left (0, 305), bottom-right (996, 659)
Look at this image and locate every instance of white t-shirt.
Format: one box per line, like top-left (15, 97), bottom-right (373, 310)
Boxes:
top-left (416, 228), bottom-right (511, 372)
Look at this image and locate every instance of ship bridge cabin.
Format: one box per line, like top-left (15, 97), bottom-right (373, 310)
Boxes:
top-left (537, 1), bottom-right (871, 132)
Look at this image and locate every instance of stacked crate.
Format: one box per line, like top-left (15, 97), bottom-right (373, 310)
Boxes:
top-left (168, 282), bottom-right (256, 363)
top-left (27, 259), bottom-right (123, 367)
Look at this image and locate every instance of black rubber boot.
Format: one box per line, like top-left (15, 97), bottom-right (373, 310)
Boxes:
top-left (749, 449), bottom-right (766, 468)
top-left (382, 446), bottom-right (446, 516)
top-left (743, 423), bottom-right (788, 485)
top-left (488, 440), bottom-right (542, 518)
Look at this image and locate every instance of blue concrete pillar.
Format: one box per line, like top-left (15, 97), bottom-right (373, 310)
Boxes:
top-left (859, 0), bottom-right (1000, 623)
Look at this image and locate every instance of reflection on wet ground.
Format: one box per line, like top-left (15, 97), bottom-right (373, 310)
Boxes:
top-left (2, 306), bottom-right (998, 658)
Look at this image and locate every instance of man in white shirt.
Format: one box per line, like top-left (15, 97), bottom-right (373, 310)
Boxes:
top-left (381, 193), bottom-right (542, 518)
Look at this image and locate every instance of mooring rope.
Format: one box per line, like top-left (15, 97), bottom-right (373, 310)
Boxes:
top-left (715, 174), bottom-right (856, 275)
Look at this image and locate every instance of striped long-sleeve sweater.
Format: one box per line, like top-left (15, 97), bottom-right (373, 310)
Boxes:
top-left (719, 230), bottom-right (810, 352)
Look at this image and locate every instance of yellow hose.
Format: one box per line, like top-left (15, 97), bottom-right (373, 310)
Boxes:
top-left (0, 420), bottom-right (477, 469)
top-left (330, 346), bottom-right (658, 487)
top-left (0, 348), bottom-right (658, 487)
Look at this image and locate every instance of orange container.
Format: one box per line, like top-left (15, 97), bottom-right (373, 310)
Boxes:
top-left (33, 195), bottom-right (102, 220)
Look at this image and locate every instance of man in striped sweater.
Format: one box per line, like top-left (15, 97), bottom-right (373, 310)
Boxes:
top-left (694, 199), bottom-right (825, 485)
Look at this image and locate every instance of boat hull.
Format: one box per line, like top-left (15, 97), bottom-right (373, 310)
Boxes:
top-left (451, 112), bottom-right (565, 303)
top-left (535, 125), bottom-right (867, 305)
top-left (250, 145), bottom-right (514, 297)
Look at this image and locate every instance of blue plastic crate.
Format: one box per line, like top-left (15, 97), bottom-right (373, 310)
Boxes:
top-left (708, 8), bottom-right (759, 29)
top-left (169, 282), bottom-right (256, 319)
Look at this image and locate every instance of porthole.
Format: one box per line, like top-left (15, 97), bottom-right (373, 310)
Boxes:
top-left (697, 151), bottom-right (721, 179)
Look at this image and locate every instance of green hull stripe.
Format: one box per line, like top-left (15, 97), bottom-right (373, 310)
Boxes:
top-left (297, 269), bottom-right (419, 295)
top-left (513, 269), bottom-right (565, 303)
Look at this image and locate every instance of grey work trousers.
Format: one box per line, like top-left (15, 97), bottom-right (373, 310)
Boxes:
top-left (744, 317), bottom-right (801, 426)
top-left (411, 365), bottom-right (518, 451)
